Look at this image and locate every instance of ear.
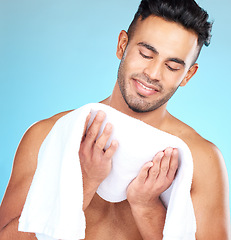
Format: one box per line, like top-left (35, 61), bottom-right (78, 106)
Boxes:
top-left (180, 63), bottom-right (199, 87)
top-left (116, 30), bottom-right (129, 60)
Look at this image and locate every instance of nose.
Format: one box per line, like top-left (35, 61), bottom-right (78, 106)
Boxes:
top-left (143, 59), bottom-right (162, 81)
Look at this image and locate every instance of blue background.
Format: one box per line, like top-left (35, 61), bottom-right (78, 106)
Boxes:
top-left (0, 0), bottom-right (230, 217)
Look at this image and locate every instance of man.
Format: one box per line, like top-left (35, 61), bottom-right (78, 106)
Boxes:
top-left (0, 0), bottom-right (230, 239)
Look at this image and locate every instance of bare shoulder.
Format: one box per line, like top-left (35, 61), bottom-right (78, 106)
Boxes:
top-left (21, 110), bottom-right (73, 147)
top-left (12, 109), bottom-right (73, 171)
top-left (178, 123), bottom-right (228, 194)
top-left (167, 114), bottom-right (230, 239)
top-left (0, 110), bottom-right (73, 231)
top-left (167, 115), bottom-right (228, 189)
top-left (166, 114), bottom-right (224, 168)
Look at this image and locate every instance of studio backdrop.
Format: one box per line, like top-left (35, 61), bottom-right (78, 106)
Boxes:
top-left (0, 0), bottom-right (230, 215)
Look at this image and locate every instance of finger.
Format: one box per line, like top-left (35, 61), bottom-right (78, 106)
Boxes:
top-left (166, 148), bottom-right (179, 181)
top-left (136, 161), bottom-right (154, 184)
top-left (158, 147), bottom-right (173, 180)
top-left (81, 112), bottom-right (91, 141)
top-left (94, 123), bottom-right (113, 155)
top-left (148, 151), bottom-right (164, 180)
top-left (103, 140), bottom-right (119, 161)
top-left (84, 110), bottom-right (106, 147)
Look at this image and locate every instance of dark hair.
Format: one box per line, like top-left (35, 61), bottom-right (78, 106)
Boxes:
top-left (128, 0), bottom-right (213, 49)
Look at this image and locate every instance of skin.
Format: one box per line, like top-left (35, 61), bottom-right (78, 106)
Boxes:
top-left (0, 16), bottom-right (230, 240)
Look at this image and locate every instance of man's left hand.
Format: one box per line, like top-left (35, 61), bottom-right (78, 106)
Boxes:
top-left (127, 147), bottom-right (178, 208)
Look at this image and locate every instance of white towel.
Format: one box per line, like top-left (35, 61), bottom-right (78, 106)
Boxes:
top-left (18, 103), bottom-right (196, 240)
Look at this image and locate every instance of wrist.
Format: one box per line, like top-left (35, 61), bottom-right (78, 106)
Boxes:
top-left (82, 180), bottom-right (100, 211)
top-left (129, 198), bottom-right (166, 240)
top-left (129, 198), bottom-right (165, 218)
top-left (129, 196), bottom-right (161, 209)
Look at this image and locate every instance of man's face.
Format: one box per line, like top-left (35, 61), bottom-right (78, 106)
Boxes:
top-left (116, 16), bottom-right (199, 113)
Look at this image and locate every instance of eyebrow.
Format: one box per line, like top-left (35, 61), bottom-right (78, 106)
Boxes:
top-left (137, 41), bottom-right (186, 67)
top-left (138, 42), bottom-right (158, 54)
top-left (167, 57), bottom-right (185, 67)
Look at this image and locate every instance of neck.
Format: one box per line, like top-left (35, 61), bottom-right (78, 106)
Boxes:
top-left (101, 82), bottom-right (169, 130)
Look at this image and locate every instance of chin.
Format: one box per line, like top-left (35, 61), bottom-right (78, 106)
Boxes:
top-left (125, 99), bottom-right (157, 113)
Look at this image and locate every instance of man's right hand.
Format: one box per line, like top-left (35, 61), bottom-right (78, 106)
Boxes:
top-left (79, 111), bottom-right (118, 211)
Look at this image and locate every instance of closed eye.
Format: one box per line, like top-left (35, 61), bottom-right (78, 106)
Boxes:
top-left (139, 51), bottom-right (153, 59)
top-left (166, 64), bottom-right (180, 72)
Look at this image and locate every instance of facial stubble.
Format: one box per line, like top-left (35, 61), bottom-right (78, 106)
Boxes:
top-left (117, 56), bottom-right (180, 113)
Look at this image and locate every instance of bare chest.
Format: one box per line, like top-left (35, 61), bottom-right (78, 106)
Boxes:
top-left (83, 194), bottom-right (142, 240)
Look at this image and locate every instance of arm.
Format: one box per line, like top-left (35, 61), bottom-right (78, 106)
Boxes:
top-left (0, 110), bottom-right (117, 239)
top-left (127, 148), bottom-right (178, 240)
top-left (0, 118), bottom-right (58, 239)
top-left (0, 217), bottom-right (36, 240)
top-left (191, 141), bottom-right (231, 239)
top-left (79, 111), bottom-right (118, 210)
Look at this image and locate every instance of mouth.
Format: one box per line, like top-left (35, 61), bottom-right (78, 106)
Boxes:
top-left (133, 79), bottom-right (159, 96)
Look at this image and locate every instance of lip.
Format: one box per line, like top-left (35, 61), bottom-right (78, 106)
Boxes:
top-left (132, 78), bottom-right (159, 96)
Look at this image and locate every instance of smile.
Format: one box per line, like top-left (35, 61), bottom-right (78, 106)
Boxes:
top-left (136, 80), bottom-right (154, 91)
top-left (133, 79), bottom-right (159, 96)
